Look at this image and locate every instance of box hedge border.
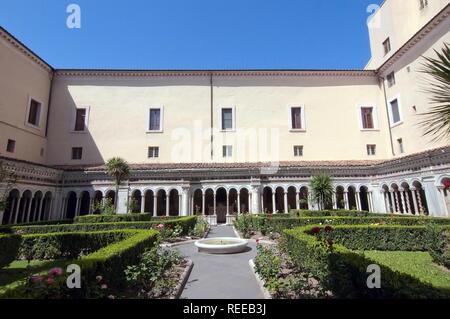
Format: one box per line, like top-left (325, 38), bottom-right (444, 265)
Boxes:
top-left (282, 225), bottom-right (450, 299)
top-left (0, 229), bottom-right (159, 299)
top-left (1, 216), bottom-right (197, 235)
top-left (74, 214), bottom-right (187, 223)
top-left (0, 234), bottom-right (22, 269)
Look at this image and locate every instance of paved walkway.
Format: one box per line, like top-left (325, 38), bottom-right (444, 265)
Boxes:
top-left (173, 225), bottom-right (264, 299)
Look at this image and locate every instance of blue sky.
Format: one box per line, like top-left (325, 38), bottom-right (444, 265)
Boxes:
top-left (0, 0), bottom-right (384, 69)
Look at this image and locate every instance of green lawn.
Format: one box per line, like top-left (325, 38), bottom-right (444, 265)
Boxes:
top-left (362, 251), bottom-right (450, 290)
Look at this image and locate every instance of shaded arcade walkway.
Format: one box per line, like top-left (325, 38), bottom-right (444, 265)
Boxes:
top-left (174, 225), bottom-right (264, 299)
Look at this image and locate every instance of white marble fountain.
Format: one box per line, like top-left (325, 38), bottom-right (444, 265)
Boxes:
top-left (194, 237), bottom-right (249, 254)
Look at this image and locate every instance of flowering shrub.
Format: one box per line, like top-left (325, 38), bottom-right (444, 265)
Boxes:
top-left (254, 244), bottom-right (281, 291)
top-left (234, 214), bottom-right (254, 238)
top-left (23, 267), bottom-right (65, 299)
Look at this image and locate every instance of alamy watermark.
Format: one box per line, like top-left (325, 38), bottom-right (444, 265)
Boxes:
top-left (66, 4), bottom-right (81, 29)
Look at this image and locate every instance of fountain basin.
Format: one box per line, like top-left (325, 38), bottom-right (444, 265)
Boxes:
top-left (195, 237), bottom-right (249, 254)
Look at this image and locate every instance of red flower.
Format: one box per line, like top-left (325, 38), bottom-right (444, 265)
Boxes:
top-left (256, 239), bottom-right (260, 245)
top-left (443, 181), bottom-right (450, 190)
top-left (46, 277), bottom-right (55, 285)
top-left (311, 227), bottom-right (321, 235)
top-left (324, 226), bottom-right (333, 232)
top-left (267, 214), bottom-right (273, 220)
top-left (48, 267), bottom-right (63, 277)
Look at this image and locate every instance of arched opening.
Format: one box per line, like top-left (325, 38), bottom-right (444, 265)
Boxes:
top-left (193, 189), bottom-right (203, 215)
top-left (156, 189), bottom-right (167, 216)
top-left (359, 186), bottom-right (370, 212)
top-left (275, 187), bottom-right (285, 213)
top-left (66, 191), bottom-right (77, 219)
top-left (262, 187), bottom-right (273, 213)
top-left (2, 189), bottom-right (20, 225)
top-left (336, 186), bottom-right (345, 209)
top-left (299, 186), bottom-right (309, 210)
top-left (228, 188), bottom-right (238, 215)
top-left (216, 187), bottom-right (227, 223)
top-left (144, 190), bottom-right (154, 215)
top-left (347, 187), bottom-right (357, 210)
top-left (287, 186), bottom-right (297, 212)
top-left (93, 191), bottom-right (103, 214)
top-left (105, 190), bottom-right (116, 206)
top-left (131, 190), bottom-right (142, 213)
top-left (412, 181), bottom-right (429, 215)
top-left (239, 188), bottom-right (250, 214)
top-left (204, 189), bottom-right (214, 215)
top-left (169, 189), bottom-right (179, 216)
top-left (79, 191), bottom-right (91, 216)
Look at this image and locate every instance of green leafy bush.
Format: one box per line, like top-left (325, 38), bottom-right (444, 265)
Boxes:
top-left (125, 245), bottom-right (183, 298)
top-left (234, 214), bottom-right (254, 238)
top-left (254, 244), bottom-right (281, 289)
top-left (427, 225), bottom-right (450, 268)
top-left (0, 234), bottom-right (22, 268)
top-left (75, 213), bottom-right (154, 223)
top-left (282, 225), bottom-right (450, 298)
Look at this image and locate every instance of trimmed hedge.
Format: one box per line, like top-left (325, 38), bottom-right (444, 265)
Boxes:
top-left (74, 214), bottom-right (187, 223)
top-left (18, 230), bottom-right (132, 260)
top-left (290, 209), bottom-right (423, 218)
top-left (0, 219), bottom-right (73, 234)
top-left (0, 229), bottom-right (159, 298)
top-left (5, 216), bottom-right (198, 236)
top-left (0, 234), bottom-right (22, 269)
top-left (282, 225), bottom-right (450, 298)
top-left (249, 215), bottom-right (450, 233)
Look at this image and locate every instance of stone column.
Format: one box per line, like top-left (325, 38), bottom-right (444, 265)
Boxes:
top-left (14, 197), bottom-right (22, 224)
top-left (165, 194), bottom-right (170, 217)
top-left (344, 191), bottom-right (349, 210)
top-left (226, 191), bottom-right (230, 215)
top-left (382, 191), bottom-right (389, 213)
top-left (213, 191), bottom-right (217, 215)
top-left (367, 192), bottom-right (373, 212)
top-left (140, 195), bottom-right (145, 213)
top-left (60, 197), bottom-right (67, 220)
top-left (404, 190), bottom-right (411, 214)
top-left (88, 196), bottom-right (94, 215)
top-left (153, 195), bottom-right (157, 217)
top-left (202, 192), bottom-right (206, 215)
top-left (389, 191), bottom-right (396, 213)
top-left (417, 190), bottom-right (424, 215)
top-left (181, 187), bottom-right (189, 216)
top-left (26, 198), bottom-right (33, 223)
top-left (37, 198), bottom-right (44, 221)
top-left (179, 193), bottom-right (183, 215)
top-left (399, 189), bottom-right (407, 214)
top-left (355, 192), bottom-right (361, 211)
top-left (332, 193), bottom-right (337, 210)
top-left (283, 191), bottom-right (288, 214)
top-left (116, 185), bottom-right (130, 215)
top-left (237, 193), bottom-right (241, 215)
top-left (411, 188), bottom-right (419, 215)
top-left (9, 198), bottom-right (18, 224)
top-left (75, 196), bottom-right (81, 217)
top-left (296, 192), bottom-right (300, 210)
top-left (272, 191), bottom-right (276, 213)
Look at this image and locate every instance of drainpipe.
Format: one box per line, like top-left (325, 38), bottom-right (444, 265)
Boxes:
top-left (210, 72), bottom-right (214, 161)
top-left (45, 71), bottom-right (55, 137)
top-left (380, 75), bottom-right (395, 156)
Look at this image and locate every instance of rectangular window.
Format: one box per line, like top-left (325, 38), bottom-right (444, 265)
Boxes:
top-left (221, 108), bottom-right (234, 130)
top-left (397, 138), bottom-right (404, 154)
top-left (383, 38), bottom-right (391, 55)
top-left (294, 145), bottom-right (303, 157)
top-left (419, 0), bottom-right (428, 10)
top-left (71, 147), bottom-right (83, 160)
top-left (74, 108), bottom-right (87, 131)
top-left (27, 99), bottom-right (41, 127)
top-left (361, 107), bottom-right (374, 129)
top-left (148, 147), bottom-right (159, 158)
top-left (222, 145), bottom-right (232, 157)
top-left (367, 144), bottom-right (376, 156)
top-left (6, 139), bottom-right (15, 153)
top-left (149, 108), bottom-right (161, 131)
top-left (387, 72), bottom-right (396, 87)
top-left (390, 99), bottom-right (401, 124)
top-left (291, 107), bottom-right (303, 130)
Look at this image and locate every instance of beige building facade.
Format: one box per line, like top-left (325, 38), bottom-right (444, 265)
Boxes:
top-left (1, 1), bottom-right (450, 225)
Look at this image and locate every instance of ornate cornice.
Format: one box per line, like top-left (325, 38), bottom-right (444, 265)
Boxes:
top-left (54, 69), bottom-right (377, 78)
top-left (0, 27), bottom-right (53, 74)
top-left (377, 4), bottom-right (450, 75)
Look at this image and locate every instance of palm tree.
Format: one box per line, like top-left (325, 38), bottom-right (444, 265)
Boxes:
top-left (419, 43), bottom-right (450, 141)
top-left (309, 173), bottom-right (334, 210)
top-left (106, 157), bottom-right (130, 213)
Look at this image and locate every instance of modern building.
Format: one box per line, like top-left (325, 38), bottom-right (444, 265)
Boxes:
top-left (1, 0), bottom-right (450, 225)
